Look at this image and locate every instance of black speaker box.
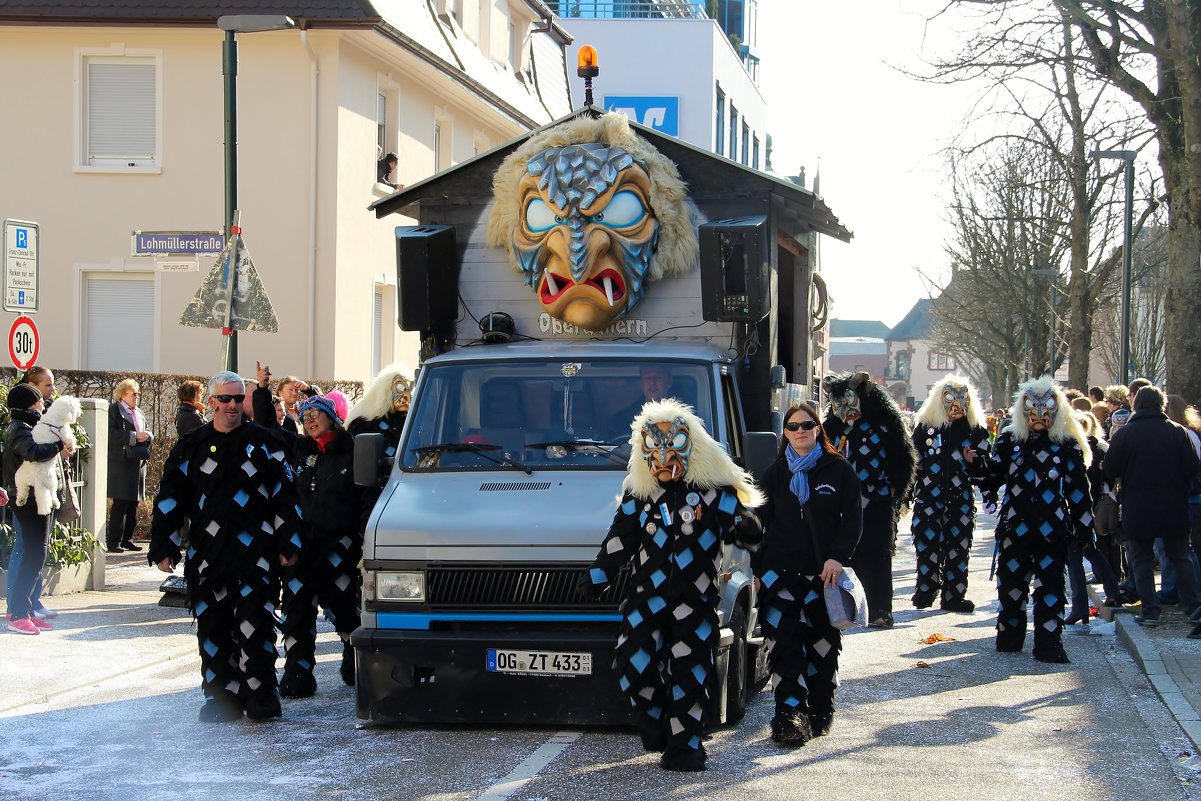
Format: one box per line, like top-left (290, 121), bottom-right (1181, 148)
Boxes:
top-left (699, 215), bottom-right (770, 322)
top-left (395, 225), bottom-right (459, 331)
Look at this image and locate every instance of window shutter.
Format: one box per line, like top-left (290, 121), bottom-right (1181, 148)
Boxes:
top-left (372, 289), bottom-right (384, 377)
top-left (87, 61), bottom-right (156, 161)
top-left (85, 277), bottom-right (154, 371)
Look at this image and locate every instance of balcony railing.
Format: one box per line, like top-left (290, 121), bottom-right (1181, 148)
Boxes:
top-left (548, 1), bottom-right (707, 20)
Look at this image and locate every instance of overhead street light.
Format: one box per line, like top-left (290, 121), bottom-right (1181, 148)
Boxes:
top-left (1090, 149), bottom-right (1136, 385)
top-left (216, 15), bottom-right (295, 373)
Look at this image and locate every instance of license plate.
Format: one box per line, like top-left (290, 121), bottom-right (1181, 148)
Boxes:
top-left (486, 648), bottom-right (592, 676)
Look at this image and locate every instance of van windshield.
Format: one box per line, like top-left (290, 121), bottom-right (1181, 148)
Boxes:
top-left (401, 359), bottom-right (715, 472)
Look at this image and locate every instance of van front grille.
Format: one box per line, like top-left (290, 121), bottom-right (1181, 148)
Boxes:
top-left (426, 565), bottom-right (629, 610)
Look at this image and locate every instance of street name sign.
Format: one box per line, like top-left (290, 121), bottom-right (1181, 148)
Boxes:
top-left (131, 231), bottom-right (225, 256)
top-left (3, 219), bottom-right (39, 313)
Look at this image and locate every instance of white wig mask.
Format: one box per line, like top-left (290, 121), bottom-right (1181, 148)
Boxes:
top-left (1009, 376), bottom-right (1091, 464)
top-left (913, 375), bottom-right (984, 430)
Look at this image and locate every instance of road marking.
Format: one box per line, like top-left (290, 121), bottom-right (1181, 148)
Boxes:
top-left (472, 731), bottom-right (580, 800)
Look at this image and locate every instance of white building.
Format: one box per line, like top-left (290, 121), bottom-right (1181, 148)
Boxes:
top-left (555, 1), bottom-right (765, 166)
top-left (0, 0), bottom-right (571, 382)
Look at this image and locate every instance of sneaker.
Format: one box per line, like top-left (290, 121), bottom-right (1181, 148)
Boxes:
top-left (28, 616), bottom-right (53, 631)
top-left (7, 617), bottom-right (40, 635)
top-left (32, 606), bottom-right (58, 620)
top-left (1136, 610), bottom-right (1161, 627)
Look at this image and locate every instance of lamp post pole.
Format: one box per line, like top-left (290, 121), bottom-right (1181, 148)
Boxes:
top-left (216, 15), bottom-right (295, 374)
top-left (1090, 149), bottom-right (1136, 385)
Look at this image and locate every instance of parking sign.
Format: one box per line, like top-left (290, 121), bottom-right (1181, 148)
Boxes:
top-left (4, 219), bottom-right (39, 313)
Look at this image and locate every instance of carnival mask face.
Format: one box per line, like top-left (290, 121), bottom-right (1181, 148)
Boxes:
top-left (1022, 390), bottom-right (1057, 431)
top-left (512, 143), bottom-right (659, 331)
top-left (830, 390), bottom-right (861, 424)
top-left (641, 417), bottom-right (691, 484)
top-left (943, 384), bottom-right (969, 421)
top-left (391, 376), bottom-right (412, 414)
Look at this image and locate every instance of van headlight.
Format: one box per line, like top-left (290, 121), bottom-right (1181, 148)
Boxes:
top-left (371, 570), bottom-right (425, 602)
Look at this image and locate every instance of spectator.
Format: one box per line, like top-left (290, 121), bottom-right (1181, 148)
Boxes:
top-left (272, 395), bottom-right (285, 425)
top-left (1104, 386), bottom-right (1201, 630)
top-left (107, 379), bottom-right (152, 553)
top-left (377, 152), bottom-right (403, 190)
top-left (9, 367), bottom-right (60, 621)
top-left (1088, 386), bottom-right (1105, 404)
top-left (274, 374), bottom-right (316, 435)
top-left (175, 379), bottom-right (206, 437)
top-left (1090, 401), bottom-right (1112, 431)
top-left (606, 365), bottom-right (676, 438)
top-left (1159, 395), bottom-right (1201, 609)
top-left (754, 402), bottom-right (860, 743)
top-left (148, 371), bottom-right (303, 722)
top-left (1128, 377), bottom-right (1153, 398)
top-left (1064, 410), bottom-right (1124, 621)
top-left (1071, 396), bottom-right (1093, 412)
top-left (4, 384), bottom-right (73, 635)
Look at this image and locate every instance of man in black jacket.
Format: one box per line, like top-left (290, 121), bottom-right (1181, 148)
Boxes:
top-left (148, 371), bottom-right (303, 722)
top-left (1104, 386), bottom-right (1201, 629)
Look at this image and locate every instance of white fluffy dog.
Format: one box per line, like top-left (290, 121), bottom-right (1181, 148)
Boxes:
top-left (15, 396), bottom-right (81, 515)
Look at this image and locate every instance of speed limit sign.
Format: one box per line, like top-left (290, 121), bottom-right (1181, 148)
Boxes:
top-left (8, 315), bottom-right (39, 370)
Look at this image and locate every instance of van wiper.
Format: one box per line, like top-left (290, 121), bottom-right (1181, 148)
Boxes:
top-left (525, 438), bottom-right (627, 465)
top-left (411, 442), bottom-right (533, 475)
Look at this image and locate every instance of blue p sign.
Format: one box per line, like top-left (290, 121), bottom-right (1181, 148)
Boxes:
top-left (15, 229), bottom-right (27, 249)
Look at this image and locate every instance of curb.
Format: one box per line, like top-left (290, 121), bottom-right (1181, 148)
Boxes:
top-left (1113, 612), bottom-right (1201, 753)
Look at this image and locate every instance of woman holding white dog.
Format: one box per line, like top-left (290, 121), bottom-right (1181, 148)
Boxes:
top-left (106, 379), bottom-right (152, 552)
top-left (4, 384), bottom-right (73, 635)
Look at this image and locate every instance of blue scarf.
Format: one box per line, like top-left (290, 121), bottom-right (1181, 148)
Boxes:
top-left (785, 445), bottom-right (822, 505)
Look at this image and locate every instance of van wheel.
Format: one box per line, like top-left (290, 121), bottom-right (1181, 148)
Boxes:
top-left (725, 603), bottom-right (749, 725)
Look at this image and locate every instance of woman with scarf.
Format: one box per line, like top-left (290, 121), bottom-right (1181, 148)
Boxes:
top-left (753, 402), bottom-right (861, 746)
top-left (174, 379), bottom-right (206, 436)
top-left (107, 378), bottom-right (153, 552)
top-left (5, 384), bottom-right (73, 634)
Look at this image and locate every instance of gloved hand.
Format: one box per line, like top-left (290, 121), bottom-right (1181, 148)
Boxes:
top-left (576, 571), bottom-right (599, 601)
top-left (732, 510), bottom-right (763, 548)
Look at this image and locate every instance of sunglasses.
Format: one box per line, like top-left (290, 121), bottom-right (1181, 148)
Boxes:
top-left (213, 394), bottom-right (245, 405)
top-left (784, 420), bottom-right (820, 432)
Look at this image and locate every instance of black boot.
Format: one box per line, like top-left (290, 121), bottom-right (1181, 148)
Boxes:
top-left (660, 744), bottom-right (706, 771)
top-left (808, 702), bottom-right (835, 737)
top-left (198, 693), bottom-right (242, 723)
top-left (1064, 609), bottom-right (1089, 625)
top-left (867, 612), bottom-right (894, 629)
top-left (636, 717), bottom-right (666, 752)
top-left (911, 592), bottom-right (936, 610)
top-left (995, 630), bottom-right (1025, 653)
top-left (770, 708), bottom-right (814, 747)
top-left (279, 667), bottom-right (316, 699)
top-left (245, 688), bottom-right (283, 721)
top-left (940, 597), bottom-right (975, 613)
top-left (1032, 640), bottom-right (1071, 664)
top-left (340, 643), bottom-right (356, 687)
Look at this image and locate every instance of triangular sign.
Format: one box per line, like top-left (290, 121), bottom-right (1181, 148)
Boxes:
top-left (179, 236), bottom-right (279, 333)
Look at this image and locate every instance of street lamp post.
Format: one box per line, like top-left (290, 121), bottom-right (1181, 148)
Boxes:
top-left (216, 15), bottom-right (295, 373)
top-left (1090, 149), bottom-right (1136, 385)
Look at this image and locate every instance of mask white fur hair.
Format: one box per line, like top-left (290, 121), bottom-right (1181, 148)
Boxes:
top-left (345, 363), bottom-right (413, 427)
top-left (913, 374), bottom-right (984, 430)
top-left (14, 396), bottom-right (81, 515)
top-left (621, 398), bottom-right (764, 508)
top-left (1008, 376), bottom-right (1091, 464)
top-left (486, 112), bottom-right (699, 282)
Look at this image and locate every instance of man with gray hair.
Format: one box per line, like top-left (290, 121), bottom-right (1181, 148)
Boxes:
top-left (1105, 385), bottom-right (1201, 629)
top-left (148, 370), bottom-right (304, 722)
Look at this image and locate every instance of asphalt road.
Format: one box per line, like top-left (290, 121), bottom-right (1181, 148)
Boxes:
top-left (3, 514), bottom-right (1201, 801)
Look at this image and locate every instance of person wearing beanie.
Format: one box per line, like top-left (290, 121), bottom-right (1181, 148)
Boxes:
top-left (1106, 384), bottom-right (1201, 629)
top-left (4, 384), bottom-right (74, 635)
top-left (261, 387), bottom-right (365, 697)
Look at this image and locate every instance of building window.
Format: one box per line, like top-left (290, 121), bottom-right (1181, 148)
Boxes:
top-left (78, 49), bottom-right (161, 169)
top-left (894, 350), bottom-right (910, 380)
top-left (372, 286), bottom-right (385, 378)
top-left (729, 105), bottom-right (738, 160)
top-left (715, 86), bottom-right (725, 155)
top-left (377, 92), bottom-right (388, 156)
top-left (927, 351), bottom-right (955, 371)
top-left (752, 135), bottom-right (760, 169)
top-left (84, 274), bottom-right (155, 370)
top-left (434, 120), bottom-right (452, 171)
top-left (741, 120), bottom-right (750, 165)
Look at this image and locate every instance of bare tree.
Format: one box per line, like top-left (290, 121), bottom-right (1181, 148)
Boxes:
top-left (1093, 225), bottom-right (1169, 380)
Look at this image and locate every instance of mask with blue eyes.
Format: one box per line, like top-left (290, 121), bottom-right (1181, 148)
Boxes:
top-left (511, 143), bottom-right (660, 332)
top-left (1022, 389), bottom-right (1057, 431)
top-left (641, 417), bottom-right (692, 484)
top-left (942, 384), bottom-right (969, 421)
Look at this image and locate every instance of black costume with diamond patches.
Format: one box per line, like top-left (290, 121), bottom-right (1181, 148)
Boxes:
top-left (147, 421), bottom-right (303, 706)
top-left (973, 430), bottom-right (1093, 651)
top-left (582, 481), bottom-right (760, 756)
top-left (909, 419), bottom-right (990, 605)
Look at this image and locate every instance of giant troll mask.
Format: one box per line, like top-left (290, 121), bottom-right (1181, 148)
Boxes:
top-left (488, 113), bottom-right (698, 331)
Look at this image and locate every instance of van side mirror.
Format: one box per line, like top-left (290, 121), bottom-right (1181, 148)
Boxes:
top-left (354, 433), bottom-right (387, 487)
top-left (743, 431), bottom-right (778, 478)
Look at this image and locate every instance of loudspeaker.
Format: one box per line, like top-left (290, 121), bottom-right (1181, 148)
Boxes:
top-left (395, 225), bottom-right (459, 331)
top-left (699, 216), bottom-right (770, 322)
